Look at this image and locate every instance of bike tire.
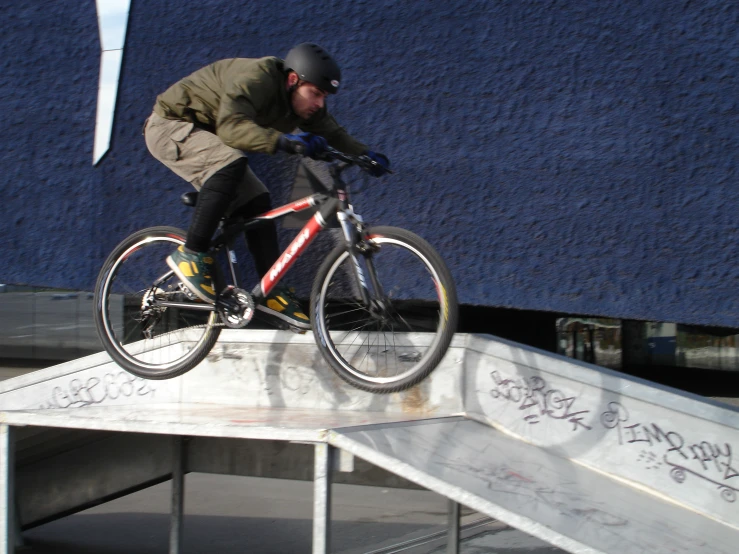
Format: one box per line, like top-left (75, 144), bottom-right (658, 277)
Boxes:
top-left (93, 226), bottom-right (222, 380)
top-left (311, 225), bottom-right (458, 393)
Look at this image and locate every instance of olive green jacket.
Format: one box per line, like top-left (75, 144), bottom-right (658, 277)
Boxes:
top-left (153, 57), bottom-right (367, 155)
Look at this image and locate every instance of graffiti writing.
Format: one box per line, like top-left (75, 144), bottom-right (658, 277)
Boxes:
top-left (40, 371), bottom-right (156, 409)
top-left (489, 371), bottom-right (592, 431)
top-left (601, 401), bottom-right (739, 502)
top-left (601, 402), bottom-right (686, 454)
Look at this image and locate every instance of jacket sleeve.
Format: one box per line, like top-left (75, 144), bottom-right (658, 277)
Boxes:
top-left (215, 72), bottom-right (282, 153)
top-left (300, 112), bottom-right (368, 155)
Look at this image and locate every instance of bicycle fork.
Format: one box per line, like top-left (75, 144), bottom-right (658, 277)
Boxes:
top-left (337, 210), bottom-right (387, 314)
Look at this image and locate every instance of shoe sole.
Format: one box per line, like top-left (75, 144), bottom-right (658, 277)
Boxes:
top-left (255, 304), bottom-right (311, 330)
top-left (166, 257), bottom-right (216, 305)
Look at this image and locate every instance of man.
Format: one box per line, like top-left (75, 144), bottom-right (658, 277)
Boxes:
top-left (144, 43), bottom-right (389, 330)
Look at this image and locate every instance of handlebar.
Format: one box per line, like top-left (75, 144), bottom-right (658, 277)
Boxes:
top-left (316, 147), bottom-right (393, 175)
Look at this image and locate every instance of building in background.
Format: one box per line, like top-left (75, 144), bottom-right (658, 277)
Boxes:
top-left (2, 1), bottom-right (737, 387)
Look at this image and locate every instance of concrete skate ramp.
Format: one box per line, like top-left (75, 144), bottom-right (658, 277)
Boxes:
top-left (0, 330), bottom-right (466, 528)
top-left (331, 334), bottom-right (739, 553)
top-left (0, 330), bottom-right (465, 415)
top-left (2, 331), bottom-right (739, 553)
top-left (332, 417), bottom-right (737, 554)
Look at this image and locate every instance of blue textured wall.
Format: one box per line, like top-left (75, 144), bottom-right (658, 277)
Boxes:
top-left (2, 1), bottom-right (738, 327)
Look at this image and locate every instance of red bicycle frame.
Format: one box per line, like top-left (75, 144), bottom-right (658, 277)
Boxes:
top-left (257, 200), bottom-right (325, 297)
top-left (212, 190), bottom-right (348, 300)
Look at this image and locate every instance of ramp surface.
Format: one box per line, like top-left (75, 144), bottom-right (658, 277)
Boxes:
top-left (331, 417), bottom-right (736, 554)
top-left (3, 403), bottom-right (435, 442)
top-left (2, 330), bottom-right (739, 553)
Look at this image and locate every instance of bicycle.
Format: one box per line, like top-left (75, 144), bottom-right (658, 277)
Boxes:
top-left (93, 148), bottom-right (459, 393)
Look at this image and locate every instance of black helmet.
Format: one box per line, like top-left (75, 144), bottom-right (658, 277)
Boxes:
top-left (284, 43), bottom-right (341, 94)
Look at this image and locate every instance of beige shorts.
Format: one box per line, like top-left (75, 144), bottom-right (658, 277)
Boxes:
top-left (143, 112), bottom-right (268, 210)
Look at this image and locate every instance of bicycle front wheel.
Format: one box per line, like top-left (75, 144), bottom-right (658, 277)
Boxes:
top-left (93, 226), bottom-right (221, 380)
top-left (311, 226), bottom-right (458, 393)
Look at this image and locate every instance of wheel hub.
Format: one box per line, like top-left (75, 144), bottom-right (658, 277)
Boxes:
top-left (139, 287), bottom-right (167, 339)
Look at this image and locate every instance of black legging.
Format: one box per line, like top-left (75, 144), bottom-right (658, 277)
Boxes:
top-left (185, 158), bottom-right (280, 278)
top-left (231, 192), bottom-right (281, 279)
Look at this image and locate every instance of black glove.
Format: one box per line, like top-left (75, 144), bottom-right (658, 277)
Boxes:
top-left (278, 132), bottom-right (328, 159)
top-left (365, 151), bottom-right (390, 177)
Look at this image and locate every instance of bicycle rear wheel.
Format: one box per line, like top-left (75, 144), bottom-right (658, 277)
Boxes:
top-left (311, 226), bottom-right (458, 393)
top-left (93, 226), bottom-right (221, 379)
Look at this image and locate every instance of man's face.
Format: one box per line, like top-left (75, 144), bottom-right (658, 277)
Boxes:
top-left (291, 81), bottom-right (328, 119)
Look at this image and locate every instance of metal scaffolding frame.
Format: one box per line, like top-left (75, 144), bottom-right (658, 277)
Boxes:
top-left (0, 427), bottom-right (463, 554)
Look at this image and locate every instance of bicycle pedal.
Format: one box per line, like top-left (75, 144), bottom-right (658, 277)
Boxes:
top-left (253, 310), bottom-right (309, 334)
top-left (275, 319), bottom-right (308, 334)
top-left (177, 282), bottom-right (199, 302)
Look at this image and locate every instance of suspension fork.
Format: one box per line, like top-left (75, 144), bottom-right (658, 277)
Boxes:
top-left (336, 210), bottom-right (385, 306)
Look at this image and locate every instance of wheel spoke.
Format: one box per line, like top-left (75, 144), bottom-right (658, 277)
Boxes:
top-left (326, 305), bottom-right (368, 318)
top-left (313, 230), bottom-right (457, 391)
top-left (95, 228), bottom-right (221, 378)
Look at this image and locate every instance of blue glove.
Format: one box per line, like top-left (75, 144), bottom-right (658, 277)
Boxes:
top-left (365, 151), bottom-right (390, 177)
top-left (278, 132), bottom-right (328, 159)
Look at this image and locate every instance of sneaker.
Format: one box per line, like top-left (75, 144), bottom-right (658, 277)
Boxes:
top-left (166, 246), bottom-right (216, 304)
top-left (256, 286), bottom-right (311, 330)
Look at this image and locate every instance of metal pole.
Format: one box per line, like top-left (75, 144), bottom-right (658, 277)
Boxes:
top-left (169, 436), bottom-right (186, 554)
top-left (313, 443), bottom-right (334, 554)
top-left (447, 499), bottom-right (460, 554)
top-left (0, 425), bottom-right (15, 554)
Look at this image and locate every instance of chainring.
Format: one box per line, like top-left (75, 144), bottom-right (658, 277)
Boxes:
top-left (217, 287), bottom-right (255, 329)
